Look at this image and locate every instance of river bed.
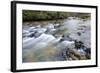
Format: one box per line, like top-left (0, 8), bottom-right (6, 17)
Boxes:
top-left (22, 17), bottom-right (91, 62)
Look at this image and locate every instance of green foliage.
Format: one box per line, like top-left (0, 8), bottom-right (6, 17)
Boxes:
top-left (23, 10), bottom-right (69, 21)
top-left (23, 10), bottom-right (90, 21)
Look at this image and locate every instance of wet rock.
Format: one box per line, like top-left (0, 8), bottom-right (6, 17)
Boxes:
top-left (77, 32), bottom-right (81, 36)
top-left (22, 18), bottom-right (91, 62)
top-left (66, 48), bottom-right (87, 60)
top-left (23, 32), bottom-right (35, 37)
top-left (69, 53), bottom-right (79, 60)
top-left (75, 40), bottom-right (84, 49)
top-left (33, 32), bottom-right (42, 38)
top-left (78, 48), bottom-right (86, 56)
top-left (29, 33), bottom-right (35, 37)
top-left (84, 48), bottom-right (91, 59)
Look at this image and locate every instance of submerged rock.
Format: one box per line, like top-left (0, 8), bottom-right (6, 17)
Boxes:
top-left (22, 18), bottom-right (91, 62)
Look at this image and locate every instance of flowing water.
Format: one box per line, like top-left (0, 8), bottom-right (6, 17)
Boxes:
top-left (22, 17), bottom-right (91, 62)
